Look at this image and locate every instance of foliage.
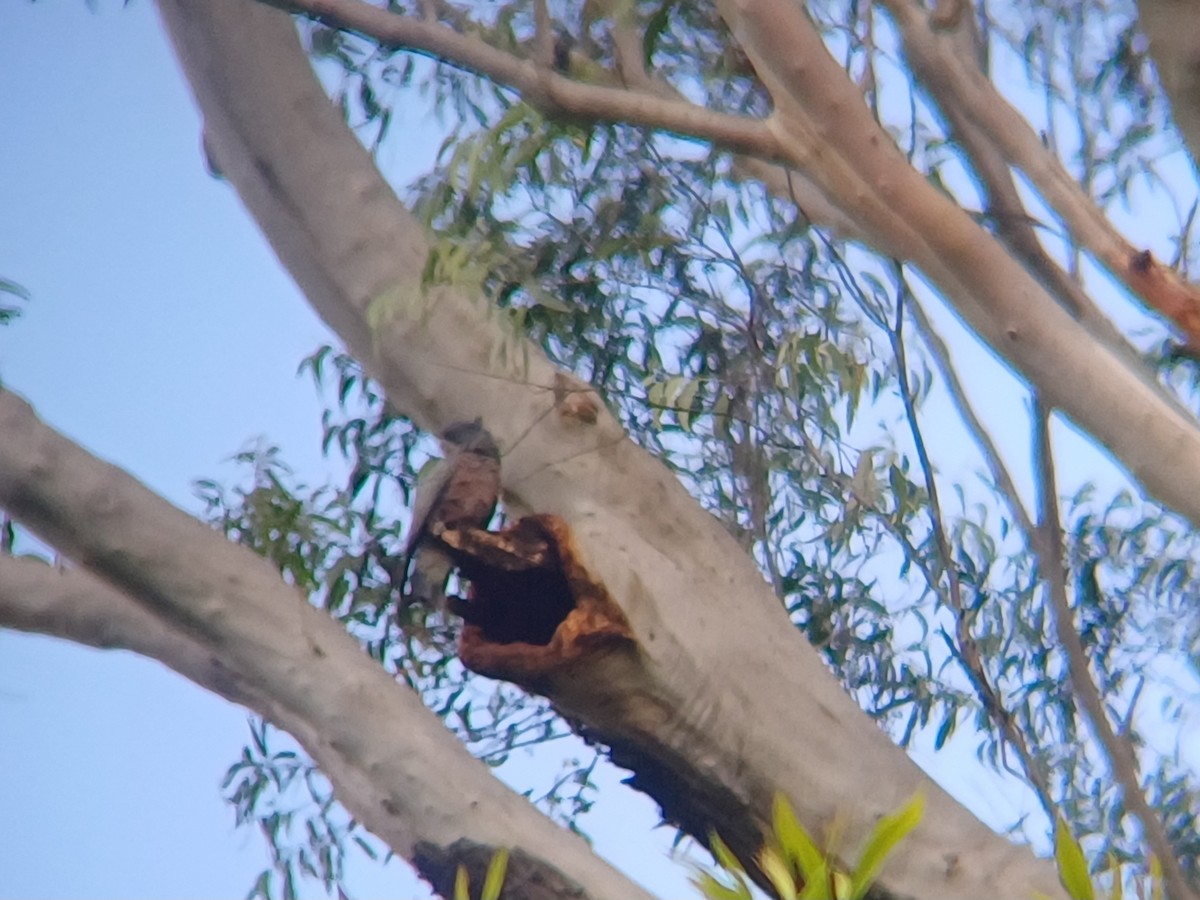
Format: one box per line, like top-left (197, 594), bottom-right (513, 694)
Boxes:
top-left (0, 278), bottom-right (29, 388)
top-left (1055, 814), bottom-right (1097, 900)
top-left (0, 278), bottom-right (28, 327)
top-left (454, 849), bottom-right (509, 900)
top-left (197, 353), bottom-right (601, 898)
top-left (202, 0), bottom-right (1200, 896)
top-left (1046, 816), bottom-right (1169, 900)
top-left (694, 793), bottom-right (924, 900)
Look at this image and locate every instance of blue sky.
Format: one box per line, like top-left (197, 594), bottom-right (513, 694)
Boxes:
top-left (0, 3), bottom-right (341, 896)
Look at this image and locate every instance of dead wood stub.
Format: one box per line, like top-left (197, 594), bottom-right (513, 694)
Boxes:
top-left (1124, 248), bottom-right (1200, 351)
top-left (438, 514), bottom-right (635, 685)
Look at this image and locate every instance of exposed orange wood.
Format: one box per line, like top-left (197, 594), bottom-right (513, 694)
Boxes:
top-left (1123, 250), bottom-right (1200, 350)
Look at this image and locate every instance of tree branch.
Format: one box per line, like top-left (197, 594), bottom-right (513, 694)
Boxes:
top-left (904, 290), bottom-right (1036, 541)
top-left (716, 0), bottom-right (1200, 529)
top-left (0, 555), bottom-right (262, 708)
top-left (0, 388), bottom-right (657, 900)
top-left (922, 10), bottom-right (1165, 390)
top-left (1139, 0), bottom-right (1200, 173)
top-left (269, 0), bottom-right (779, 158)
top-left (272, 0), bottom-right (1200, 538)
top-left (157, 1), bottom-right (1073, 896)
top-left (891, 276), bottom-right (1055, 820)
top-left (882, 0), bottom-right (1200, 350)
top-left (1032, 399), bottom-right (1198, 900)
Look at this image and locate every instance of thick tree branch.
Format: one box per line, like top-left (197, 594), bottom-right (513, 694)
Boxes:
top-left (276, 0), bottom-right (871, 247)
top-left (718, 0), bottom-right (1200, 529)
top-left (923, 11), bottom-right (1162, 384)
top-left (0, 556), bottom-right (261, 707)
top-left (1032, 401), bottom-right (1198, 900)
top-left (734, 157), bottom-right (870, 242)
top-left (157, 1), bottom-right (1072, 897)
top-left (0, 389), bottom-right (657, 900)
top-left (882, 0), bottom-right (1200, 349)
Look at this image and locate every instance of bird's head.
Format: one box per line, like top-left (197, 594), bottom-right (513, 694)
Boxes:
top-left (441, 419), bottom-right (501, 458)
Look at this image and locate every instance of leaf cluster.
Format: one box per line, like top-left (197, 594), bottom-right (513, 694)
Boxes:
top-left (695, 793), bottom-right (924, 900)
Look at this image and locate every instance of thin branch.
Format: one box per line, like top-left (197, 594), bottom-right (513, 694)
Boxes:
top-left (902, 283), bottom-right (1037, 540)
top-left (267, 0), bottom-right (780, 159)
top-left (890, 280), bottom-right (1056, 818)
top-left (935, 10), bottom-right (1188, 419)
top-left (1139, 0), bottom-right (1200, 175)
top-left (1032, 399), bottom-right (1199, 900)
top-left (608, 9), bottom-right (652, 91)
top-left (532, 0), bottom-right (553, 69)
top-left (660, 144), bottom-right (785, 597)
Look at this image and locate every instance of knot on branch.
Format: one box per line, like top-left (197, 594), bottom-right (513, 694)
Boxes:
top-left (437, 514), bottom-right (634, 685)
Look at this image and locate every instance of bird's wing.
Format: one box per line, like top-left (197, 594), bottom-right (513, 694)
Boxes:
top-left (398, 454), bottom-right (452, 586)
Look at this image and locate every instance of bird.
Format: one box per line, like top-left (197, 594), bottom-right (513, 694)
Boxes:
top-left (398, 419), bottom-right (502, 615)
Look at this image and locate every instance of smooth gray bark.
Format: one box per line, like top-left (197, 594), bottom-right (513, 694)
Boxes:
top-left (151, 1), bottom-right (1070, 897)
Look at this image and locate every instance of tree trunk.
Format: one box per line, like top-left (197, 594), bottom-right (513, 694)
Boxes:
top-left (118, 1), bottom-right (1070, 897)
top-left (1140, 0), bottom-right (1200, 170)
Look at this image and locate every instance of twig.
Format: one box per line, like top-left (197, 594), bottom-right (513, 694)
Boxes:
top-left (1032, 398), bottom-right (1198, 900)
top-left (901, 280), bottom-right (1036, 540)
top-left (890, 278), bottom-right (1056, 817)
top-left (265, 0), bottom-right (780, 159)
top-left (532, 0), bottom-right (553, 69)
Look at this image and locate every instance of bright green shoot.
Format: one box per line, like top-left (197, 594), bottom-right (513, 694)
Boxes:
top-left (694, 793), bottom-right (924, 900)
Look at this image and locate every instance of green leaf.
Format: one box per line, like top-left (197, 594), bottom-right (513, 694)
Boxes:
top-left (642, 0), bottom-right (673, 68)
top-left (0, 278), bottom-right (30, 301)
top-left (797, 861), bottom-right (832, 900)
top-left (760, 846), bottom-right (798, 900)
top-left (1106, 853), bottom-right (1123, 900)
top-left (699, 833), bottom-right (753, 900)
top-left (849, 793), bottom-right (924, 898)
top-left (691, 871), bottom-right (750, 900)
top-left (708, 831), bottom-right (745, 875)
top-left (772, 794), bottom-right (825, 881)
top-left (676, 377), bottom-right (700, 432)
top-left (0, 277), bottom-right (29, 325)
top-left (1053, 815), bottom-right (1094, 900)
top-left (480, 849), bottom-right (509, 900)
top-left (454, 863), bottom-right (470, 900)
